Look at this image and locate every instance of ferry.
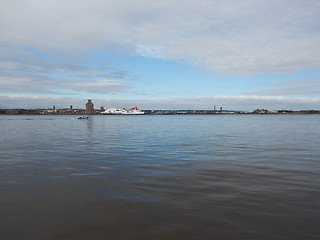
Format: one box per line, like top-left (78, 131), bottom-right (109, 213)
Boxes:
top-left (122, 107), bottom-right (145, 115)
top-left (100, 107), bottom-right (145, 115)
top-left (100, 108), bottom-right (126, 115)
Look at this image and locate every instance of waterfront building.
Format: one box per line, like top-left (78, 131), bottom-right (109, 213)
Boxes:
top-left (86, 99), bottom-right (95, 115)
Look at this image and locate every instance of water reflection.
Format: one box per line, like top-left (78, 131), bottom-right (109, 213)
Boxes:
top-left (0, 115), bottom-right (319, 239)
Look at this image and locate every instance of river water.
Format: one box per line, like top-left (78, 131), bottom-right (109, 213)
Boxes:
top-left (0, 114), bottom-right (319, 239)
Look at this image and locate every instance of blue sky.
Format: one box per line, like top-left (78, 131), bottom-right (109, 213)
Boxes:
top-left (0, 0), bottom-right (320, 110)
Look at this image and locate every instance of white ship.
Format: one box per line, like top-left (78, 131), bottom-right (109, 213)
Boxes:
top-left (100, 108), bottom-right (126, 115)
top-left (122, 107), bottom-right (145, 115)
top-left (100, 107), bottom-right (144, 115)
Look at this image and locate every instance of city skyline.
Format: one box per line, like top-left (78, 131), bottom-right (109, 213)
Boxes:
top-left (1, 0), bottom-right (320, 111)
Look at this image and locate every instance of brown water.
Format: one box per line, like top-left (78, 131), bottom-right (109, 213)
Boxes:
top-left (0, 115), bottom-right (319, 239)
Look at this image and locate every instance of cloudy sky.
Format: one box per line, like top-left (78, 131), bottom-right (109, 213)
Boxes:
top-left (1, 0), bottom-right (320, 110)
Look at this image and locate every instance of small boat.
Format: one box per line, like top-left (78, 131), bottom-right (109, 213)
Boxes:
top-left (78, 116), bottom-right (89, 119)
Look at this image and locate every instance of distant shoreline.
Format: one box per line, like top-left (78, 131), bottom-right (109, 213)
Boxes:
top-left (1, 109), bottom-right (320, 115)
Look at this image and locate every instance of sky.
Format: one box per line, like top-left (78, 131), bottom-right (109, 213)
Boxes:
top-left (0, 0), bottom-right (320, 111)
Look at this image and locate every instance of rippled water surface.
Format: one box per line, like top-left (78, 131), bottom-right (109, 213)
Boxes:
top-left (1, 114), bottom-right (319, 239)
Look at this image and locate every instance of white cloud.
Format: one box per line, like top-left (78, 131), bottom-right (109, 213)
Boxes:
top-left (285, 78), bottom-right (320, 85)
top-left (1, 0), bottom-right (319, 74)
top-left (0, 75), bottom-right (132, 95)
top-left (70, 80), bottom-right (132, 94)
top-left (245, 85), bottom-right (320, 96)
top-left (0, 45), bottom-right (133, 95)
top-left (135, 45), bottom-right (166, 58)
top-left (244, 77), bottom-right (320, 96)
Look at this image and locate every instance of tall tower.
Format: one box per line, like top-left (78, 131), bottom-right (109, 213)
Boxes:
top-left (86, 99), bottom-right (94, 115)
